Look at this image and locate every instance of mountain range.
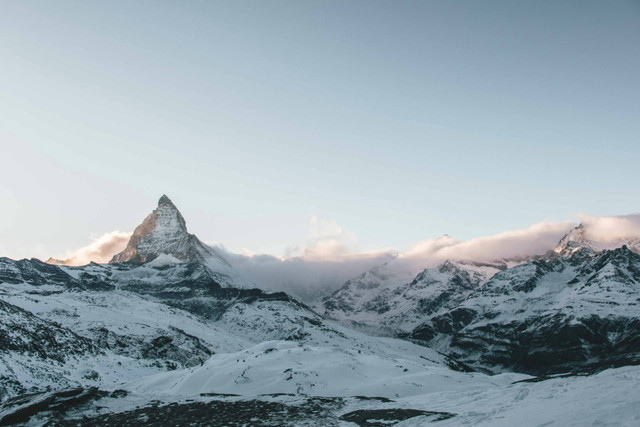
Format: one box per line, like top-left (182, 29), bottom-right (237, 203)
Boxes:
top-left (0, 195), bottom-right (638, 425)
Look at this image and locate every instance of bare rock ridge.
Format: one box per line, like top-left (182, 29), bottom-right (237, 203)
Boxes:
top-left (109, 195), bottom-right (229, 266)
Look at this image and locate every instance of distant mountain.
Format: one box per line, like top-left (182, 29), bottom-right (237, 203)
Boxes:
top-left (319, 231), bottom-right (526, 335)
top-left (321, 259), bottom-right (504, 335)
top-left (554, 223), bottom-right (640, 256)
top-left (411, 245), bottom-right (640, 375)
top-left (321, 221), bottom-right (640, 375)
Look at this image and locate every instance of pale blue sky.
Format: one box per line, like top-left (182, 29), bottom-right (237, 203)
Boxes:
top-left (1, 1), bottom-right (639, 259)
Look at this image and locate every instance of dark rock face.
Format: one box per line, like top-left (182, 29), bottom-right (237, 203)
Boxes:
top-left (0, 258), bottom-right (80, 289)
top-left (6, 391), bottom-right (455, 427)
top-left (162, 287), bottom-right (299, 321)
top-left (410, 247), bottom-right (640, 375)
top-left (0, 300), bottom-right (101, 400)
top-left (0, 388), bottom-right (101, 426)
top-left (0, 257), bottom-right (114, 291)
top-left (89, 326), bottom-right (213, 368)
top-left (0, 300), bottom-right (98, 363)
top-left (340, 408), bottom-right (455, 426)
top-left (47, 396), bottom-right (346, 427)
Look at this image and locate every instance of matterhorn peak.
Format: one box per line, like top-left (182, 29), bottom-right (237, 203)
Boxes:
top-left (109, 195), bottom-right (229, 266)
top-left (158, 194), bottom-right (176, 208)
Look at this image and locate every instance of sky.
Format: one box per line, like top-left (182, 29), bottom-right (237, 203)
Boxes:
top-left (1, 0), bottom-right (640, 261)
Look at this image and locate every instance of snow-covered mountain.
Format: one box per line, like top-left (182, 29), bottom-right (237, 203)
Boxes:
top-left (554, 222), bottom-right (640, 255)
top-left (0, 195), bottom-right (467, 406)
top-left (322, 222), bottom-right (640, 376)
top-left (108, 195), bottom-right (252, 289)
top-left (412, 244), bottom-right (640, 375)
top-left (110, 195), bottom-right (227, 266)
top-left (321, 259), bottom-right (504, 335)
top-left (1, 200), bottom-right (640, 425)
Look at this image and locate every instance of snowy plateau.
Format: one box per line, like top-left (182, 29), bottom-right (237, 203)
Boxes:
top-left (0, 195), bottom-right (639, 426)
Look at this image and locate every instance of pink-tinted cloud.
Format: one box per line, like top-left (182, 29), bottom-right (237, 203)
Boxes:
top-left (578, 213), bottom-right (640, 242)
top-left (432, 221), bottom-right (575, 262)
top-left (48, 231), bottom-right (131, 266)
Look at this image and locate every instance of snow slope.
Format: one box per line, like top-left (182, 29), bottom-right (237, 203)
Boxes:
top-left (128, 339), bottom-right (520, 399)
top-left (396, 365), bottom-right (640, 426)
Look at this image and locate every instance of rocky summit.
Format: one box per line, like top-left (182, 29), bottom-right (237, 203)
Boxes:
top-left (110, 195), bottom-right (229, 266)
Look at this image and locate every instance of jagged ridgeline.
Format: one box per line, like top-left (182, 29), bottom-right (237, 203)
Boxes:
top-left (0, 196), bottom-right (335, 401)
top-left (322, 223), bottom-right (640, 375)
top-left (1, 195), bottom-right (640, 426)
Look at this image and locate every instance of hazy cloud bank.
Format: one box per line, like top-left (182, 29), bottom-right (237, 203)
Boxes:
top-left (419, 221), bottom-right (575, 262)
top-left (578, 213), bottom-right (640, 242)
top-left (219, 249), bottom-right (395, 302)
top-left (219, 218), bottom-right (576, 300)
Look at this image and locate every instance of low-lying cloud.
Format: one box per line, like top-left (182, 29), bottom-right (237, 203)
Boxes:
top-left (48, 231), bottom-right (131, 266)
top-left (428, 221), bottom-right (575, 262)
top-left (219, 248), bottom-right (395, 302)
top-left (578, 213), bottom-right (640, 242)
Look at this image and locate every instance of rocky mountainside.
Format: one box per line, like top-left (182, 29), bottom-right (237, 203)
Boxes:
top-left (0, 195), bottom-right (468, 406)
top-left (321, 260), bottom-right (504, 335)
top-left (2, 198), bottom-right (640, 424)
top-left (108, 195), bottom-right (251, 289)
top-left (321, 223), bottom-right (640, 375)
top-left (411, 244), bottom-right (640, 375)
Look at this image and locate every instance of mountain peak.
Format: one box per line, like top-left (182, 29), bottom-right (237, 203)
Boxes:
top-left (554, 223), bottom-right (640, 256)
top-left (110, 195), bottom-right (229, 266)
top-left (158, 194), bottom-right (176, 208)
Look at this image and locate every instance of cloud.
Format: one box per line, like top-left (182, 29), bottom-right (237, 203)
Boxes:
top-left (431, 221), bottom-right (576, 262)
top-left (285, 215), bottom-right (359, 260)
top-left (401, 234), bottom-right (460, 258)
top-left (398, 221), bottom-right (575, 266)
top-left (218, 246), bottom-right (395, 302)
top-left (578, 213), bottom-right (640, 242)
top-left (48, 231), bottom-right (131, 266)
top-left (222, 219), bottom-right (576, 301)
top-left (217, 215), bottom-right (394, 301)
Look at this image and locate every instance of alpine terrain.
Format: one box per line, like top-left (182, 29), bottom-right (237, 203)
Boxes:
top-left (322, 222), bottom-right (640, 376)
top-left (0, 196), bottom-right (639, 426)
